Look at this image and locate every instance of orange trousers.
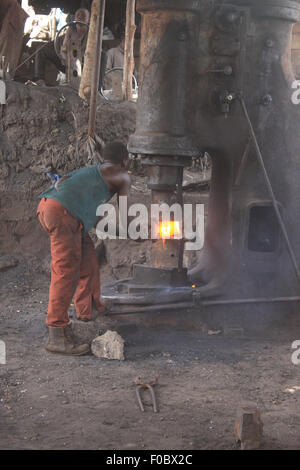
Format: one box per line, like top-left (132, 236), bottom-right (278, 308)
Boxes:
top-left (37, 198), bottom-right (103, 327)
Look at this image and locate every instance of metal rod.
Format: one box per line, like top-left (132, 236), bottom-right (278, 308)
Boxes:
top-left (239, 96), bottom-right (300, 286)
top-left (234, 137), bottom-right (251, 186)
top-left (14, 43), bottom-right (48, 73)
top-left (146, 384), bottom-right (158, 413)
top-left (107, 296), bottom-right (300, 315)
top-left (135, 387), bottom-right (145, 412)
top-left (88, 0), bottom-right (106, 139)
top-left (202, 296), bottom-right (300, 307)
top-left (177, 166), bottom-right (184, 271)
top-left (108, 301), bottom-right (195, 315)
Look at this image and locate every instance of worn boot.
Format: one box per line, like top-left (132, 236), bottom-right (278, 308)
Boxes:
top-left (45, 323), bottom-right (90, 355)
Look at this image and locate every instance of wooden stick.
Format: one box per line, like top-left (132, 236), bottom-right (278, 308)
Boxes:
top-left (50, 8), bottom-right (57, 42)
top-left (78, 2), bottom-right (98, 101)
top-left (88, 0), bottom-right (106, 139)
top-left (123, 0), bottom-right (136, 101)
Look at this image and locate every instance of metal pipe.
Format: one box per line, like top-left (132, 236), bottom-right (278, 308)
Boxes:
top-left (202, 296), bottom-right (300, 307)
top-left (107, 296), bottom-right (300, 315)
top-left (108, 301), bottom-right (195, 315)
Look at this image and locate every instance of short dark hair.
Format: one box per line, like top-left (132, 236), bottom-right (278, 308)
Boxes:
top-left (116, 21), bottom-right (126, 40)
top-left (103, 141), bottom-right (128, 164)
top-left (75, 8), bottom-right (90, 19)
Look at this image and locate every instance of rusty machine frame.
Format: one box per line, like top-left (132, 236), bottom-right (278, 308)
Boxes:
top-left (103, 0), bottom-right (300, 316)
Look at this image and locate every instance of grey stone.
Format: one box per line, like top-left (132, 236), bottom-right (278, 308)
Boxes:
top-left (235, 403), bottom-right (263, 450)
top-left (91, 330), bottom-right (125, 360)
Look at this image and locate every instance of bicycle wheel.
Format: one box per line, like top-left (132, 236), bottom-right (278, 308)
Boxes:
top-left (101, 67), bottom-right (138, 102)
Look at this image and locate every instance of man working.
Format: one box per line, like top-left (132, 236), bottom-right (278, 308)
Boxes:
top-left (60, 8), bottom-right (90, 88)
top-left (37, 142), bottom-right (131, 356)
top-left (34, 8), bottom-right (106, 89)
top-left (33, 8), bottom-right (89, 85)
top-left (106, 33), bottom-right (125, 70)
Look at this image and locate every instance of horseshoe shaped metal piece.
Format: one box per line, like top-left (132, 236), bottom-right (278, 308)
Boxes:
top-left (135, 377), bottom-right (158, 413)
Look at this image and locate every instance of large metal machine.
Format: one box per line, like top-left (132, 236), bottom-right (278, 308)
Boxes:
top-left (103, 0), bottom-right (300, 315)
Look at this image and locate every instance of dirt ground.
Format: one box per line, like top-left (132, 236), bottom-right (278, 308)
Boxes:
top-left (1, 259), bottom-right (300, 450)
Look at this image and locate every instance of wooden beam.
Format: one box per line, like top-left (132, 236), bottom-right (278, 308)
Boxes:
top-left (123, 0), bottom-right (136, 101)
top-left (79, 0), bottom-right (105, 101)
top-left (87, 0), bottom-right (106, 139)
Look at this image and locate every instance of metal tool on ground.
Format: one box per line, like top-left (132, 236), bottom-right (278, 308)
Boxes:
top-left (135, 377), bottom-right (158, 413)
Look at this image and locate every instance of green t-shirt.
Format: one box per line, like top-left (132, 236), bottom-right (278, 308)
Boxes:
top-left (39, 166), bottom-right (113, 232)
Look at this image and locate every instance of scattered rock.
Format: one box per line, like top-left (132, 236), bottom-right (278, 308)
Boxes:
top-left (284, 385), bottom-right (300, 394)
top-left (0, 255), bottom-right (18, 272)
top-left (91, 330), bottom-right (125, 360)
top-left (162, 352), bottom-right (171, 357)
top-left (235, 403), bottom-right (263, 450)
top-left (208, 329), bottom-right (222, 336)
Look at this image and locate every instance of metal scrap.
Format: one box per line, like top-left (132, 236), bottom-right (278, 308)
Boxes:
top-left (135, 377), bottom-right (158, 413)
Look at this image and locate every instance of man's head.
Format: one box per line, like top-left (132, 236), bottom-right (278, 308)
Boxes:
top-left (103, 141), bottom-right (129, 167)
top-left (75, 8), bottom-right (90, 34)
top-left (119, 36), bottom-right (125, 51)
top-left (116, 22), bottom-right (126, 50)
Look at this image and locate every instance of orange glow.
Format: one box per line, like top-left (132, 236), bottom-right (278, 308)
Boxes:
top-left (157, 221), bottom-right (182, 239)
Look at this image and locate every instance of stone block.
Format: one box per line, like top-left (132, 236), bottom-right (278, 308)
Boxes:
top-left (235, 404), bottom-right (263, 450)
top-left (91, 330), bottom-right (125, 360)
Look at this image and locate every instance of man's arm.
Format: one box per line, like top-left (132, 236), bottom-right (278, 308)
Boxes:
top-left (94, 171), bottom-right (131, 233)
